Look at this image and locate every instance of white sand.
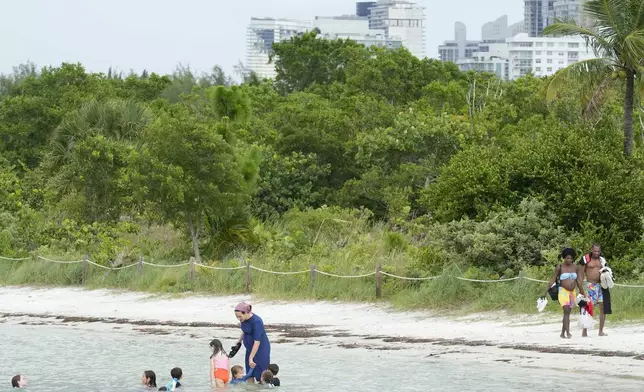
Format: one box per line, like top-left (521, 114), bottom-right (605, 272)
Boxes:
top-left (2, 286), bottom-right (644, 378)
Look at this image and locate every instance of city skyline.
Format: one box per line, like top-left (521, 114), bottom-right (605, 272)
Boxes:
top-left (0, 0), bottom-right (522, 79)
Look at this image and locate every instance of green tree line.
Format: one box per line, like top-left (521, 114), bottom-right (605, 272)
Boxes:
top-left (2, 27), bottom-right (644, 283)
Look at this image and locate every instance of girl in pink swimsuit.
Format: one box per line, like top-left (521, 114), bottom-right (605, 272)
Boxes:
top-left (210, 339), bottom-right (230, 388)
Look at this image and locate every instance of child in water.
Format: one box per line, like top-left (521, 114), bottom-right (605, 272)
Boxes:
top-left (141, 370), bottom-right (157, 389)
top-left (209, 339), bottom-right (230, 388)
top-left (11, 375), bottom-right (28, 388)
top-left (268, 364), bottom-right (280, 387)
top-left (260, 370), bottom-right (274, 388)
top-left (158, 367), bottom-right (182, 391)
top-left (229, 365), bottom-right (245, 385)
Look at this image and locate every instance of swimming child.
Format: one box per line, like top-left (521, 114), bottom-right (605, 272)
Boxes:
top-left (11, 375), bottom-right (28, 388)
top-left (141, 370), bottom-right (157, 389)
top-left (158, 367), bottom-right (182, 391)
top-left (260, 370), bottom-right (274, 388)
top-left (229, 365), bottom-right (245, 385)
top-left (268, 364), bottom-right (280, 386)
top-left (209, 339), bottom-right (230, 388)
top-left (230, 366), bottom-right (260, 385)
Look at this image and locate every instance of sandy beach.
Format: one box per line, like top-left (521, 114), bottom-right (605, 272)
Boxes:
top-left (2, 286), bottom-right (644, 379)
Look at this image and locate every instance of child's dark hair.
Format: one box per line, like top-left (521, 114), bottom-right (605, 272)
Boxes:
top-left (170, 367), bottom-right (182, 380)
top-left (231, 365), bottom-right (243, 377)
top-left (144, 370), bottom-right (157, 387)
top-left (268, 364), bottom-right (279, 375)
top-left (11, 375), bottom-right (21, 388)
top-left (209, 338), bottom-right (226, 358)
top-left (261, 370), bottom-right (273, 384)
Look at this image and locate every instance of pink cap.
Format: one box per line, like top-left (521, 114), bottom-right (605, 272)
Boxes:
top-left (234, 302), bottom-right (252, 313)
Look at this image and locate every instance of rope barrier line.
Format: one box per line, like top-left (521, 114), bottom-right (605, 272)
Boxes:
top-left (108, 263), bottom-right (139, 270)
top-left (250, 265), bottom-right (309, 275)
top-left (142, 261), bottom-right (191, 268)
top-left (315, 270), bottom-right (376, 278)
top-left (5, 254), bottom-right (644, 287)
top-left (380, 271), bottom-right (439, 281)
top-left (196, 264), bottom-right (247, 271)
top-left (87, 260), bottom-right (112, 270)
top-left (456, 276), bottom-right (521, 283)
top-left (0, 255), bottom-right (30, 261)
top-left (37, 256), bottom-right (84, 264)
top-left (614, 283), bottom-right (644, 288)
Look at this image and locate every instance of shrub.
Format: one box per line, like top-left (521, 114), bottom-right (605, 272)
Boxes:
top-left (426, 198), bottom-right (569, 274)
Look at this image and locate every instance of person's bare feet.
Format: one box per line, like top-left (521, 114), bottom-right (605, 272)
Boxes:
top-left (566, 332), bottom-right (572, 338)
top-left (560, 333), bottom-right (567, 339)
top-left (599, 332), bottom-right (608, 337)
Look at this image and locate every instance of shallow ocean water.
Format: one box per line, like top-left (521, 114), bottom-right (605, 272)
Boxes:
top-left (1, 322), bottom-right (643, 391)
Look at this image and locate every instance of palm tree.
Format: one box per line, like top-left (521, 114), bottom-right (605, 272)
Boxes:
top-left (543, 0), bottom-right (644, 156)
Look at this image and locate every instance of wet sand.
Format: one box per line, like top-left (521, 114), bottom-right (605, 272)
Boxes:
top-left (2, 286), bottom-right (644, 379)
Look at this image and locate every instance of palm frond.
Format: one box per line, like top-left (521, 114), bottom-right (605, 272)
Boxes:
top-left (584, 0), bottom-right (627, 39)
top-left (544, 58), bottom-right (615, 102)
top-left (622, 29), bottom-right (644, 66)
top-left (581, 74), bottom-right (617, 120)
top-left (635, 0), bottom-right (644, 30)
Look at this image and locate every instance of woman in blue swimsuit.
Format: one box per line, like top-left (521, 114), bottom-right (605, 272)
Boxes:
top-left (233, 302), bottom-right (271, 383)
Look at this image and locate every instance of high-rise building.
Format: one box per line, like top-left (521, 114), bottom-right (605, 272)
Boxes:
top-left (314, 15), bottom-right (403, 50)
top-left (457, 42), bottom-right (510, 80)
top-left (457, 34), bottom-right (594, 80)
top-left (525, 0), bottom-right (555, 36)
top-left (507, 32), bottom-right (594, 79)
top-left (356, 1), bottom-right (377, 17)
top-left (482, 15), bottom-right (526, 42)
top-left (314, 15), bottom-right (372, 36)
top-left (509, 20), bottom-right (526, 37)
top-left (550, 0), bottom-right (595, 28)
top-left (438, 22), bottom-right (481, 63)
top-left (368, 0), bottom-right (426, 58)
top-left (246, 18), bottom-right (310, 79)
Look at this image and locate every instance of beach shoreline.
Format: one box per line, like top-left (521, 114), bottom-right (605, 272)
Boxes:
top-left (2, 286), bottom-right (644, 379)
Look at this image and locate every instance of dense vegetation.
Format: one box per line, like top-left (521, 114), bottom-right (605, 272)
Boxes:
top-left (2, 30), bottom-right (644, 313)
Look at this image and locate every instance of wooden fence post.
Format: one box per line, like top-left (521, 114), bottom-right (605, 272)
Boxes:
top-left (375, 263), bottom-right (382, 299)
top-left (82, 255), bottom-right (89, 285)
top-left (189, 257), bottom-right (196, 282)
top-left (138, 256), bottom-right (144, 275)
top-left (310, 264), bottom-right (317, 290)
top-left (245, 258), bottom-right (251, 293)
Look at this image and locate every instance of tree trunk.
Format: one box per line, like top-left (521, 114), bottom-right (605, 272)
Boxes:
top-left (624, 70), bottom-right (635, 157)
top-left (187, 214), bottom-right (202, 263)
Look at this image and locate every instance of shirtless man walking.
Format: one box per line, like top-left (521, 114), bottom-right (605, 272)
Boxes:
top-left (579, 244), bottom-right (608, 337)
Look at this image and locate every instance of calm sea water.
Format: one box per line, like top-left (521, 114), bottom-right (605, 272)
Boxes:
top-left (1, 322), bottom-right (642, 391)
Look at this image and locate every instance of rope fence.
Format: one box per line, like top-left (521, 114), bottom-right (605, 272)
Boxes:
top-left (2, 254), bottom-right (644, 296)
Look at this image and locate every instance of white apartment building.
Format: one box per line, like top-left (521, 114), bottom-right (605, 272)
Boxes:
top-left (507, 33), bottom-right (594, 79)
top-left (314, 15), bottom-right (372, 36)
top-left (369, 0), bottom-right (426, 58)
top-left (314, 15), bottom-right (403, 50)
top-left (457, 42), bottom-right (510, 80)
top-left (246, 18), bottom-right (310, 79)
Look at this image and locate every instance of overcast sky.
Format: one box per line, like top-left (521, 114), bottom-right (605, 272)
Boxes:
top-left (0, 0), bottom-right (522, 78)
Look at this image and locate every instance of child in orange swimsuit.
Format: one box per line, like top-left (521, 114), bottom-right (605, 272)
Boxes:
top-left (209, 339), bottom-right (230, 387)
